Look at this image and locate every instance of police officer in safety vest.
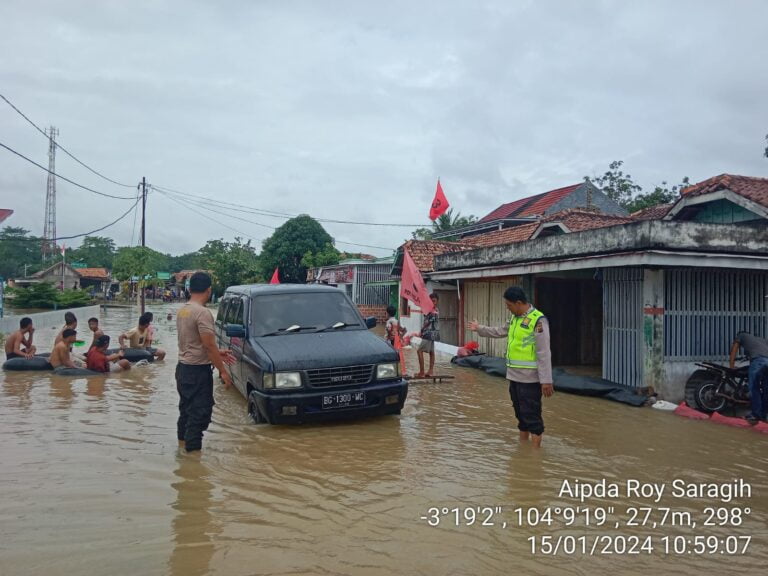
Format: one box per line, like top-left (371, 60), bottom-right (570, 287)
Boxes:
top-left (468, 286), bottom-right (554, 447)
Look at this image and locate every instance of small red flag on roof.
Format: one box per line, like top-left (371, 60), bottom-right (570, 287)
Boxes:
top-left (269, 268), bottom-right (280, 284)
top-left (429, 179), bottom-right (450, 221)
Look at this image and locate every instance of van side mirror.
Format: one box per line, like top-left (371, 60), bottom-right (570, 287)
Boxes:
top-left (365, 316), bottom-right (377, 329)
top-left (225, 324), bottom-right (247, 338)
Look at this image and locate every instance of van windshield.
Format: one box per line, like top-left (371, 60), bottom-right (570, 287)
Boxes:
top-left (251, 292), bottom-right (364, 336)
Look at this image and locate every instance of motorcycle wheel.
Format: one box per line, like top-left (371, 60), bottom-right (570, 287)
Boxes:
top-left (685, 372), bottom-right (727, 413)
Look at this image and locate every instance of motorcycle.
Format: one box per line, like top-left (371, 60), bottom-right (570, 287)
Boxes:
top-left (684, 360), bottom-right (750, 414)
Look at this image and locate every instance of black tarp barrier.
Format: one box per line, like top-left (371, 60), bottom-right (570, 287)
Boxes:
top-left (451, 355), bottom-right (647, 407)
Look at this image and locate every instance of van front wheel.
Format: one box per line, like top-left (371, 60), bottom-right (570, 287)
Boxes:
top-left (248, 391), bottom-right (267, 424)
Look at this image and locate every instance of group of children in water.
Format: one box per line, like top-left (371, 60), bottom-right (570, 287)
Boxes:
top-left (4, 311), bottom-right (166, 374)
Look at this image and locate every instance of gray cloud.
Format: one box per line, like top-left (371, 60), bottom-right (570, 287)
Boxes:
top-left (1, 0), bottom-right (766, 257)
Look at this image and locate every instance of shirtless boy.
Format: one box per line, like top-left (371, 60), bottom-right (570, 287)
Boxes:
top-left (4, 317), bottom-right (37, 359)
top-left (49, 328), bottom-right (78, 372)
top-left (54, 312), bottom-right (78, 346)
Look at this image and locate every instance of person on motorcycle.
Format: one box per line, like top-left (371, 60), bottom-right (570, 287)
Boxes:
top-left (730, 331), bottom-right (768, 423)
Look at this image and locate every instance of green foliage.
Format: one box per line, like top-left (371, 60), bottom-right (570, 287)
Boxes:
top-left (412, 208), bottom-right (477, 240)
top-left (7, 282), bottom-right (91, 309)
top-left (198, 237), bottom-right (260, 295)
top-left (68, 236), bottom-right (116, 269)
top-left (584, 160), bottom-right (642, 207)
top-left (56, 289), bottom-right (92, 308)
top-left (301, 243), bottom-right (341, 269)
top-left (625, 177), bottom-right (691, 213)
top-left (587, 161), bottom-right (689, 212)
top-left (112, 246), bottom-right (169, 281)
top-left (0, 227), bottom-right (43, 279)
top-left (260, 215), bottom-right (335, 283)
top-left (168, 251), bottom-right (204, 273)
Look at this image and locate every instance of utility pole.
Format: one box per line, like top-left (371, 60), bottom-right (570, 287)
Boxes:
top-left (42, 127), bottom-right (58, 262)
top-left (140, 177), bottom-right (147, 314)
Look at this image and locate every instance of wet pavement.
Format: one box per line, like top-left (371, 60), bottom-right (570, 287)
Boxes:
top-left (1, 304), bottom-right (767, 575)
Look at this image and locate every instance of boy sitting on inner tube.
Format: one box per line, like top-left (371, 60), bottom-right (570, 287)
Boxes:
top-left (4, 317), bottom-right (37, 359)
top-left (87, 335), bottom-right (130, 372)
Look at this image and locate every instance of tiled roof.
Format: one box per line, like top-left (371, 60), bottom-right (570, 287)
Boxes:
top-left (463, 209), bottom-right (632, 248)
top-left (76, 267), bottom-right (110, 280)
top-left (403, 240), bottom-right (474, 272)
top-left (542, 208), bottom-right (633, 231)
top-left (680, 174), bottom-right (768, 209)
top-left (0, 209), bottom-right (13, 224)
top-left (631, 203), bottom-right (673, 221)
top-left (462, 222), bottom-right (539, 247)
top-left (478, 183), bottom-right (582, 223)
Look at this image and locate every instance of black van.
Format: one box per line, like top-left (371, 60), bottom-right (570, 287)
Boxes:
top-left (215, 284), bottom-right (408, 424)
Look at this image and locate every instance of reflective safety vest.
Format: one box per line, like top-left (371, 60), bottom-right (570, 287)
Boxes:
top-left (506, 308), bottom-right (545, 370)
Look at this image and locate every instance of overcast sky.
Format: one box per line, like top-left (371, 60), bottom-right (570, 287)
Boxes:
top-left (1, 0), bottom-right (767, 257)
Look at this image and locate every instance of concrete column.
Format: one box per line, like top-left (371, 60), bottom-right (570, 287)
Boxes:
top-left (642, 269), bottom-right (665, 394)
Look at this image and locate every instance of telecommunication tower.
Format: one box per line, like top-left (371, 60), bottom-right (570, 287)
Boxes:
top-left (42, 126), bottom-right (58, 261)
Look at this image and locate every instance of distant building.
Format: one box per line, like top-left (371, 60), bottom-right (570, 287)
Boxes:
top-left (307, 257), bottom-right (395, 323)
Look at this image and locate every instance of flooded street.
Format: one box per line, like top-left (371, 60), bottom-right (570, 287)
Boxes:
top-left (2, 305), bottom-right (767, 575)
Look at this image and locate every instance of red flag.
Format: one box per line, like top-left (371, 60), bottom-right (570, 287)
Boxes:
top-left (269, 268), bottom-right (280, 284)
top-left (429, 179), bottom-right (449, 221)
top-left (400, 250), bottom-right (434, 315)
top-left (60, 243), bottom-right (66, 256)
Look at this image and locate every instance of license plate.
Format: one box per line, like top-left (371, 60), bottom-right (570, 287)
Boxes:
top-left (321, 391), bottom-right (366, 410)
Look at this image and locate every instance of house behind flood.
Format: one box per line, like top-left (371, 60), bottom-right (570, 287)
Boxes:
top-left (400, 174), bottom-right (768, 402)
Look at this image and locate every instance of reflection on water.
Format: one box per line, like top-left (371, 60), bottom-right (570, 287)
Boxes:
top-left (1, 304), bottom-right (767, 575)
top-left (169, 458), bottom-right (216, 576)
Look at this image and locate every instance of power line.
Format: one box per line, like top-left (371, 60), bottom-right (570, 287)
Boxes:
top-left (0, 141), bottom-right (137, 200)
top-left (154, 188), bottom-right (396, 251)
top-left (0, 93), bottom-right (135, 188)
top-left (156, 189), bottom-right (264, 243)
top-left (152, 184), bottom-right (424, 227)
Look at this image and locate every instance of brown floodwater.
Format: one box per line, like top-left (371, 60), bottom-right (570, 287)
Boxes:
top-left (1, 305), bottom-right (767, 575)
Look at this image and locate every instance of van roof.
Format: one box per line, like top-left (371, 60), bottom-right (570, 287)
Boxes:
top-left (223, 284), bottom-right (344, 297)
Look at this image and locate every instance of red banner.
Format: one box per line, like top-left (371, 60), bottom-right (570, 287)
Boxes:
top-left (400, 250), bottom-right (434, 314)
top-left (429, 179), bottom-right (449, 221)
top-left (270, 268), bottom-right (280, 284)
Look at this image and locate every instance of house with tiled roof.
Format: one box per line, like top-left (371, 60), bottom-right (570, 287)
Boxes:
top-left (306, 256), bottom-right (396, 323)
top-left (438, 181), bottom-right (628, 243)
top-left (414, 173), bottom-right (768, 403)
top-left (16, 263), bottom-right (112, 293)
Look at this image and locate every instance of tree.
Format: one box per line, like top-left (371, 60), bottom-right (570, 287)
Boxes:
top-left (112, 246), bottom-right (169, 281)
top-left (587, 161), bottom-right (689, 212)
top-left (0, 227), bottom-right (43, 279)
top-left (168, 251), bottom-right (203, 273)
top-left (412, 208), bottom-right (477, 241)
top-left (68, 236), bottom-right (116, 269)
top-left (625, 177), bottom-right (691, 213)
top-left (301, 243), bottom-right (342, 269)
top-left (260, 215), bottom-right (335, 283)
top-left (198, 237), bottom-right (260, 295)
top-left (585, 160), bottom-right (642, 207)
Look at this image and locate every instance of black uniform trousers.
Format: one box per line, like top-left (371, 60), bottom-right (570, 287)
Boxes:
top-left (176, 362), bottom-right (215, 451)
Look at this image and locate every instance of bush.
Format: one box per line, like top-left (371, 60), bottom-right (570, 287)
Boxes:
top-left (8, 282), bottom-right (93, 309)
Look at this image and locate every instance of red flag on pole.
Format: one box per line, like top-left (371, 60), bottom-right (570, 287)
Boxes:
top-left (429, 179), bottom-right (449, 221)
top-left (60, 243), bottom-right (66, 256)
top-left (400, 250), bottom-right (434, 315)
top-left (269, 268), bottom-right (280, 284)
